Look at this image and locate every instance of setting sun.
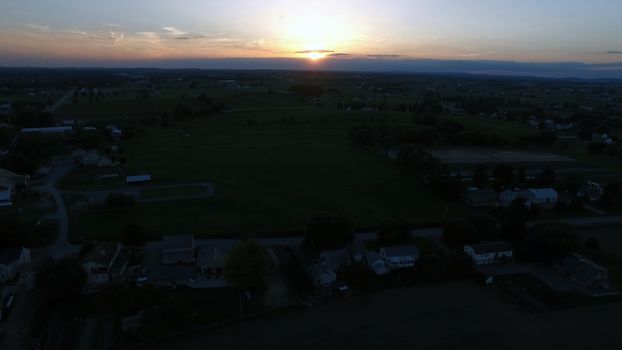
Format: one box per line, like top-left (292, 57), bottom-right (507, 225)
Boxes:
top-left (307, 51), bottom-right (326, 60)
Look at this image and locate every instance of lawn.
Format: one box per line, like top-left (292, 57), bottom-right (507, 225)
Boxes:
top-left (576, 226), bottom-right (622, 259)
top-left (67, 110), bottom-right (466, 240)
top-left (148, 281), bottom-right (622, 350)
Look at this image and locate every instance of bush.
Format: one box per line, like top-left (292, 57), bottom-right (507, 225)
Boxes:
top-left (105, 193), bottom-right (135, 208)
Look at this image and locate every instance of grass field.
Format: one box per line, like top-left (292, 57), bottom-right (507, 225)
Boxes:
top-left (148, 281), bottom-right (622, 350)
top-left (67, 111), bottom-right (464, 240)
top-left (576, 226), bottom-right (622, 258)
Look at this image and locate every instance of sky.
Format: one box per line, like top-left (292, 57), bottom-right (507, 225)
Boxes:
top-left (1, 0), bottom-right (622, 76)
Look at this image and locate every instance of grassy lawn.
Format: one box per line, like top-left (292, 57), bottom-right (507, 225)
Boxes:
top-left (67, 110), bottom-right (468, 240)
top-left (140, 185), bottom-right (208, 200)
top-left (148, 281), bottom-right (622, 350)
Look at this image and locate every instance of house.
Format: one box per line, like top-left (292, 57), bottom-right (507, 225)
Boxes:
top-left (577, 181), bottom-right (603, 202)
top-left (559, 254), bottom-right (610, 290)
top-left (0, 169), bottom-right (29, 189)
top-left (18, 255), bottom-right (54, 291)
top-left (527, 188), bottom-right (558, 208)
top-left (0, 102), bottom-right (11, 115)
top-left (464, 241), bottom-right (513, 265)
top-left (81, 150), bottom-right (102, 166)
top-left (307, 263), bottom-right (337, 289)
top-left (0, 247), bottom-right (32, 284)
top-left (498, 189), bottom-right (535, 208)
top-left (380, 245), bottom-right (420, 269)
top-left (320, 249), bottom-right (351, 272)
top-left (81, 242), bottom-right (128, 289)
top-left (126, 174), bottom-right (151, 184)
top-left (21, 126), bottom-right (73, 134)
top-left (348, 240), bottom-right (367, 263)
top-left (592, 133), bottom-right (613, 145)
top-left (196, 246), bottom-right (232, 278)
top-left (97, 156), bottom-right (113, 167)
top-left (162, 235), bottom-right (195, 264)
top-left (365, 251), bottom-right (390, 275)
top-left (0, 177), bottom-right (15, 207)
top-left (464, 188), bottom-right (498, 208)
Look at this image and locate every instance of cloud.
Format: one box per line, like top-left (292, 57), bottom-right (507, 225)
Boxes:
top-left (175, 35), bottom-right (206, 40)
top-left (161, 27), bottom-right (185, 36)
top-left (295, 49), bottom-right (334, 54)
top-left (366, 54), bottom-right (404, 59)
top-left (328, 53), bottom-right (352, 58)
top-left (25, 24), bottom-right (50, 32)
top-left (605, 51), bottom-right (622, 55)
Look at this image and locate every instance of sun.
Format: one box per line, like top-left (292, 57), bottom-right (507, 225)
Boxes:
top-left (307, 51), bottom-right (326, 61)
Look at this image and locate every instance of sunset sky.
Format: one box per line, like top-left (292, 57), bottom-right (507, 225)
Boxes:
top-left (1, 0), bottom-right (622, 68)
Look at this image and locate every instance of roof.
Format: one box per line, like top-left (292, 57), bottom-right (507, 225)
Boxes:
top-left (21, 126), bottom-right (72, 133)
top-left (126, 174), bottom-right (151, 183)
top-left (0, 169), bottom-right (26, 186)
top-left (380, 245), bottom-right (421, 258)
top-left (466, 241), bottom-right (513, 255)
top-left (82, 242), bottom-right (121, 267)
top-left (196, 246), bottom-right (232, 267)
top-left (527, 188), bottom-right (558, 198)
top-left (563, 254), bottom-right (609, 286)
top-left (162, 235), bottom-right (195, 252)
top-left (320, 249), bottom-right (351, 270)
top-left (0, 247), bottom-right (27, 265)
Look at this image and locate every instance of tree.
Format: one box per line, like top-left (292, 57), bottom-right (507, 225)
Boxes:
top-left (585, 237), bottom-right (600, 251)
top-left (304, 214), bottom-right (354, 255)
top-left (472, 164), bottom-right (488, 189)
top-left (493, 164), bottom-right (514, 189)
top-left (442, 221), bottom-right (477, 248)
top-left (537, 166), bottom-right (556, 187)
top-left (421, 253), bottom-right (448, 282)
top-left (377, 219), bottom-right (412, 244)
top-left (516, 166), bottom-right (527, 186)
top-left (223, 237), bottom-right (269, 291)
top-left (37, 258), bottom-right (86, 302)
top-left (588, 142), bottom-right (605, 155)
top-left (121, 223), bottom-right (147, 248)
top-left (467, 214), bottom-right (498, 242)
top-left (601, 183), bottom-right (620, 209)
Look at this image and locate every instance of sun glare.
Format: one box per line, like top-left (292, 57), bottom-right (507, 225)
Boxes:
top-left (307, 51), bottom-right (325, 60)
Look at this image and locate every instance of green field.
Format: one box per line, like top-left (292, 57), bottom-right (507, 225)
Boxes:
top-left (148, 281), bottom-right (622, 350)
top-left (68, 110), bottom-right (467, 240)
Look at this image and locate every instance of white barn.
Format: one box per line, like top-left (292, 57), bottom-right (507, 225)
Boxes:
top-left (527, 188), bottom-right (558, 208)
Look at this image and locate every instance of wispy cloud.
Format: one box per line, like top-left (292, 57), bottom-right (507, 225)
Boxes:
top-left (295, 49), bottom-right (334, 54)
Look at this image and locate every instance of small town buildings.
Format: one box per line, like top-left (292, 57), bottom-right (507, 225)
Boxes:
top-left (0, 247), bottom-right (32, 284)
top-left (196, 246), bottom-right (232, 278)
top-left (577, 181), bottom-right (604, 202)
top-left (307, 263), bottom-right (337, 289)
top-left (0, 177), bottom-right (15, 207)
top-left (18, 255), bottom-right (54, 291)
top-left (162, 235), bottom-right (195, 264)
top-left (465, 188), bottom-right (498, 208)
top-left (126, 174), bottom-right (152, 184)
top-left (464, 241), bottom-right (513, 266)
top-left (81, 242), bottom-right (128, 289)
top-left (498, 189), bottom-right (535, 208)
top-left (380, 245), bottom-right (420, 269)
top-left (320, 249), bottom-right (351, 272)
top-left (527, 188), bottom-right (558, 208)
top-left (559, 254), bottom-right (610, 290)
top-left (592, 133), bottom-right (613, 145)
top-left (365, 251), bottom-right (390, 275)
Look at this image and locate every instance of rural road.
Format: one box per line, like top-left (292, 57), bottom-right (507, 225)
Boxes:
top-left (45, 87), bottom-right (75, 112)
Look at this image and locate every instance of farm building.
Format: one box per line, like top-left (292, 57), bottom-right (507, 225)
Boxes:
top-left (162, 235), bottom-right (195, 265)
top-left (527, 188), bottom-right (558, 208)
top-left (126, 174), bottom-right (151, 184)
top-left (464, 241), bottom-right (513, 265)
top-left (498, 189), bottom-right (535, 208)
top-left (380, 245), bottom-right (420, 270)
top-left (465, 188), bottom-right (498, 207)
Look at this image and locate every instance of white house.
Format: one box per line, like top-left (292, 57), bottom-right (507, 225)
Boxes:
top-left (592, 133), bottom-right (613, 145)
top-left (527, 188), bottom-right (558, 208)
top-left (81, 242), bottom-right (127, 289)
top-left (498, 189), bottom-right (535, 208)
top-left (464, 241), bottom-right (513, 266)
top-left (380, 245), bottom-right (420, 270)
top-left (0, 247), bottom-right (32, 284)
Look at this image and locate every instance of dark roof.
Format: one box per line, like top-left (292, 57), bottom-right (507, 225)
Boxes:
top-left (465, 189), bottom-right (498, 207)
top-left (0, 248), bottom-right (26, 265)
top-left (468, 241), bottom-right (513, 255)
top-left (162, 235), bottom-right (195, 252)
top-left (381, 245), bottom-right (421, 258)
top-left (563, 254), bottom-right (609, 287)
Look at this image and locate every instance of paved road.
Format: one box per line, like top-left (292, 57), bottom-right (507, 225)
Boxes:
top-left (45, 88), bottom-right (75, 113)
top-left (34, 166), bottom-right (73, 246)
